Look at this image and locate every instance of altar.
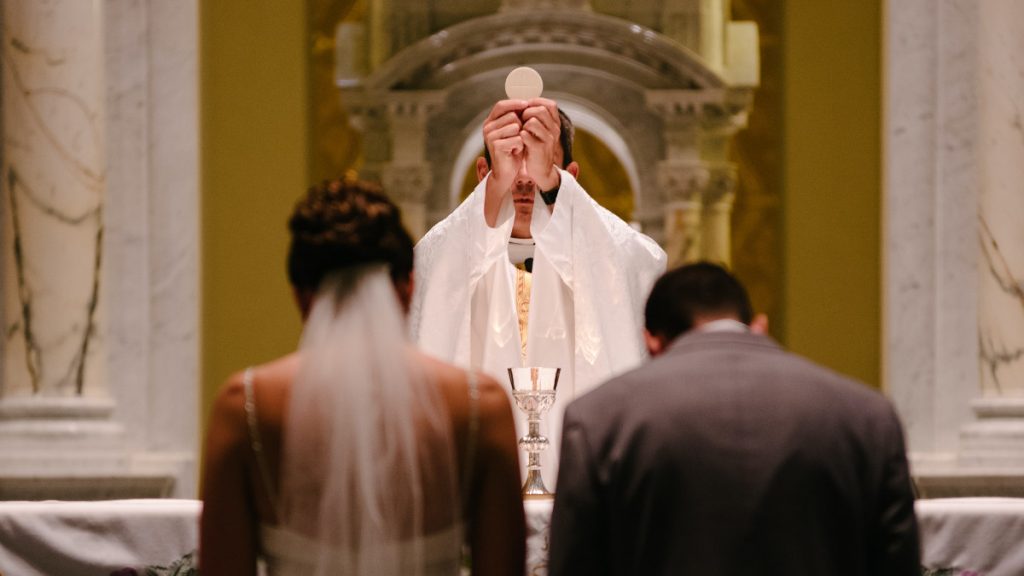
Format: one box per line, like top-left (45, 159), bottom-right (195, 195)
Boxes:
top-left (1, 497), bottom-right (1023, 575)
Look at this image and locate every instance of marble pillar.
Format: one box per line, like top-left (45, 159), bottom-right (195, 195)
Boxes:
top-left (884, 0), bottom-right (978, 467)
top-left (885, 0), bottom-right (1024, 494)
top-left (384, 95), bottom-right (443, 240)
top-left (347, 91), bottom-right (443, 239)
top-left (648, 94), bottom-right (703, 265)
top-left (382, 157), bottom-right (433, 240)
top-left (1, 0), bottom-right (110, 411)
top-left (659, 162), bottom-right (706, 264)
top-left (647, 90), bottom-right (747, 267)
top-left (0, 0), bottom-right (199, 499)
top-left (976, 0), bottom-right (1024, 398)
top-left (366, 0), bottom-right (391, 71)
top-left (701, 165), bottom-right (737, 264)
top-left (335, 23), bottom-right (368, 87)
top-left (661, 0), bottom-right (725, 71)
top-left (957, 0), bottom-right (1024, 470)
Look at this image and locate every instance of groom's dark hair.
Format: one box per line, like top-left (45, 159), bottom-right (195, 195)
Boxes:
top-left (644, 262), bottom-right (753, 344)
top-left (287, 176), bottom-right (414, 296)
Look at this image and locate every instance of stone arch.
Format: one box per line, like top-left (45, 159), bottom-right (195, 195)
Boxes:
top-left (365, 10), bottom-right (724, 92)
top-left (343, 8), bottom-right (756, 262)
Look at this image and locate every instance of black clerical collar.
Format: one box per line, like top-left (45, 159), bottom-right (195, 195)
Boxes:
top-left (539, 185), bottom-right (559, 205)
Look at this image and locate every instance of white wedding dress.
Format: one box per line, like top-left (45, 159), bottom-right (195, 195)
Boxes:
top-left (258, 522), bottom-right (462, 576)
top-left (245, 369), bottom-right (469, 576)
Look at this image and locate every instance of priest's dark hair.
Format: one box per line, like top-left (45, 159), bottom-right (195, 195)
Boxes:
top-left (644, 262), bottom-right (753, 344)
top-left (483, 107), bottom-right (575, 168)
top-left (287, 176), bottom-right (414, 315)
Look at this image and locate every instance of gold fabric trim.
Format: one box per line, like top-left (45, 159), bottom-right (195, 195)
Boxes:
top-left (514, 264), bottom-right (532, 365)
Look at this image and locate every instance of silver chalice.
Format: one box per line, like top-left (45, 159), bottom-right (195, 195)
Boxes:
top-left (508, 366), bottom-right (560, 497)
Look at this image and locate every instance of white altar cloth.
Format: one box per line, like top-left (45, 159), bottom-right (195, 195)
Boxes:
top-left (0, 499), bottom-right (199, 576)
top-left (2, 497), bottom-right (1023, 575)
top-left (917, 497), bottom-right (1024, 576)
top-left (524, 498), bottom-right (553, 576)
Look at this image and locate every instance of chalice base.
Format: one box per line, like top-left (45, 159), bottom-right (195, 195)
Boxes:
top-left (522, 468), bottom-right (552, 499)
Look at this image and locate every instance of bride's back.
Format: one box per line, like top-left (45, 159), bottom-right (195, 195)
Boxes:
top-left (239, 350), bottom-right (490, 533)
top-left (239, 354), bottom-right (493, 575)
top-left (200, 178), bottom-right (524, 576)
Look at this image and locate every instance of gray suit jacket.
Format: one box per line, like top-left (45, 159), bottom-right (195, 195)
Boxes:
top-left (548, 330), bottom-right (920, 576)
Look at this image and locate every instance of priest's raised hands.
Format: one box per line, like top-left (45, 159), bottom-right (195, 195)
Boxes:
top-left (519, 97), bottom-right (562, 192)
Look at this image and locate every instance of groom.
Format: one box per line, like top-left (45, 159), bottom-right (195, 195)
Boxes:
top-left (549, 262), bottom-right (920, 575)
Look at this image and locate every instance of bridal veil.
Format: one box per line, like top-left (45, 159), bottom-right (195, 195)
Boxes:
top-left (279, 266), bottom-right (461, 575)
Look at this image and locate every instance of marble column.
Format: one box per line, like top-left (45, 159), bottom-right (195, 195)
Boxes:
top-left (700, 164), bottom-right (737, 264)
top-left (658, 163), bottom-right (706, 265)
top-left (700, 106), bottom-right (745, 264)
top-left (661, 0), bottom-right (725, 71)
top-left (884, 0), bottom-right (979, 477)
top-left (647, 93), bottom-right (701, 265)
top-left (366, 0), bottom-right (391, 71)
top-left (976, 0), bottom-right (1024, 398)
top-left (958, 0), bottom-right (1024, 469)
top-left (1, 1), bottom-right (112, 417)
top-left (647, 90), bottom-right (746, 267)
top-left (886, 0), bottom-right (1024, 494)
top-left (347, 91), bottom-right (443, 239)
top-left (344, 95), bottom-right (389, 184)
top-left (335, 22), bottom-right (368, 86)
top-left (385, 94), bottom-right (444, 239)
top-left (0, 0), bottom-right (199, 499)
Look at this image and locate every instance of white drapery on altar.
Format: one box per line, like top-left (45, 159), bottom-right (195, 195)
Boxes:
top-left (2, 498), bottom-right (1022, 575)
top-left (0, 499), bottom-right (199, 575)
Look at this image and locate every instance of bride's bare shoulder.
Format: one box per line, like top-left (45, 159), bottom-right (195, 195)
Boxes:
top-left (210, 353), bottom-right (301, 429)
top-left (414, 351), bottom-right (510, 418)
top-left (414, 351), bottom-right (462, 382)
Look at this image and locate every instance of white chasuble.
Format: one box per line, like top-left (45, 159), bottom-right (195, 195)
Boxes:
top-left (411, 169), bottom-right (667, 484)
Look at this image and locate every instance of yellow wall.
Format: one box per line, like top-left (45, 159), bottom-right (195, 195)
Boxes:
top-left (200, 2), bottom-right (309, 427)
top-left (782, 1), bottom-right (881, 386)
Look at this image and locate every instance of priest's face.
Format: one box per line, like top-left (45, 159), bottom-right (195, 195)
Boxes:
top-left (510, 171), bottom-right (538, 238)
top-left (508, 148), bottom-right (571, 239)
top-left (477, 146), bottom-right (580, 239)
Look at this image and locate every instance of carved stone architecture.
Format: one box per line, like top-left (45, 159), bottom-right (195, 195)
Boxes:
top-left (339, 1), bottom-right (759, 266)
top-left (346, 91), bottom-right (446, 239)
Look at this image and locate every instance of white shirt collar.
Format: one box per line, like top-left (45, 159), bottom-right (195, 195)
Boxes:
top-left (696, 318), bottom-right (750, 334)
top-left (507, 238), bottom-right (535, 266)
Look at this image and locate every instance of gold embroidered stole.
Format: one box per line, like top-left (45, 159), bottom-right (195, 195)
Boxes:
top-left (514, 264), bottom-right (532, 365)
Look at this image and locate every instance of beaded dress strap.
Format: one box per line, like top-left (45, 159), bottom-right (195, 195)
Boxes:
top-left (243, 367), bottom-right (278, 507)
top-left (461, 370), bottom-right (480, 506)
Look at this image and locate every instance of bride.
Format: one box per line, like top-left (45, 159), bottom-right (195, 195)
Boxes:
top-left (200, 178), bottom-right (526, 575)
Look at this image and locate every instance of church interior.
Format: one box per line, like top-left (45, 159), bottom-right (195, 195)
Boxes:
top-left (1, 0), bottom-right (1023, 574)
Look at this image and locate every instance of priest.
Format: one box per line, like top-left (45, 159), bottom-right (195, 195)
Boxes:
top-left (410, 96), bottom-right (666, 484)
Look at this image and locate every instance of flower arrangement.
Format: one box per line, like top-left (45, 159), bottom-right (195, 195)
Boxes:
top-left (109, 550), bottom-right (197, 576)
top-left (922, 568), bottom-right (982, 576)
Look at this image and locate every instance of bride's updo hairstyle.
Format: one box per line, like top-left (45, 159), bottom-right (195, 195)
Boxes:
top-left (287, 177), bottom-right (414, 315)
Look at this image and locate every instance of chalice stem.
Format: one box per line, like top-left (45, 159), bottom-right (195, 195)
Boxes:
top-left (528, 451), bottom-right (541, 471)
top-left (522, 413), bottom-right (550, 496)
